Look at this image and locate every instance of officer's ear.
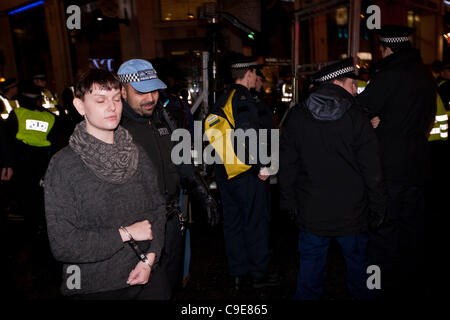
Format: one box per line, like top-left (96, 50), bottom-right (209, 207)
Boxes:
top-left (73, 97), bottom-right (85, 117)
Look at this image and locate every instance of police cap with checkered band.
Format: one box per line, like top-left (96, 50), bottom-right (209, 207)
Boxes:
top-left (117, 59), bottom-right (167, 93)
top-left (312, 58), bottom-right (358, 83)
top-left (229, 56), bottom-right (258, 71)
top-left (377, 25), bottom-right (414, 45)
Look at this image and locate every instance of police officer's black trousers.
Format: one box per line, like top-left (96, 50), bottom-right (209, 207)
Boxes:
top-left (368, 184), bottom-right (425, 299)
top-left (160, 214), bottom-right (184, 292)
top-left (218, 173), bottom-right (270, 279)
top-left (14, 145), bottom-right (50, 237)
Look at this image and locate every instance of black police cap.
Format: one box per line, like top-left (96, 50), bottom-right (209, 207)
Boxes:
top-left (32, 73), bottom-right (47, 80)
top-left (230, 55), bottom-right (258, 70)
top-left (377, 25), bottom-right (413, 44)
top-left (21, 83), bottom-right (42, 99)
top-left (312, 58), bottom-right (357, 83)
top-left (0, 78), bottom-right (18, 91)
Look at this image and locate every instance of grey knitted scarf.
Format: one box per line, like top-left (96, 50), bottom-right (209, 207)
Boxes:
top-left (69, 121), bottom-right (139, 184)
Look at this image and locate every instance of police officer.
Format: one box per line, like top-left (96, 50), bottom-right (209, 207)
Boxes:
top-left (210, 55), bottom-right (279, 290)
top-left (355, 25), bottom-right (436, 298)
top-left (4, 83), bottom-right (56, 237)
top-left (279, 58), bottom-right (386, 300)
top-left (117, 59), bottom-right (219, 294)
top-left (1, 119), bottom-right (14, 235)
top-left (1, 78), bottom-right (20, 120)
top-left (437, 61), bottom-right (450, 110)
top-left (252, 68), bottom-right (275, 131)
top-left (32, 73), bottom-right (59, 115)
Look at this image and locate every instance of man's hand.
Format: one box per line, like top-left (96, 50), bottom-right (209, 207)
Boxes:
top-left (1, 167), bottom-right (13, 181)
top-left (370, 116), bottom-right (380, 129)
top-left (127, 253), bottom-right (155, 285)
top-left (258, 167), bottom-right (270, 181)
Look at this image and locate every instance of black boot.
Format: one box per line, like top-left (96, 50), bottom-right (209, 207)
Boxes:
top-left (252, 272), bottom-right (281, 289)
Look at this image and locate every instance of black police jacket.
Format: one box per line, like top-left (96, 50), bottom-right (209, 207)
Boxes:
top-left (252, 90), bottom-right (275, 130)
top-left (121, 97), bottom-right (211, 207)
top-left (121, 99), bottom-right (181, 203)
top-left (279, 84), bottom-right (386, 236)
top-left (356, 48), bottom-right (436, 186)
top-left (0, 120), bottom-right (14, 168)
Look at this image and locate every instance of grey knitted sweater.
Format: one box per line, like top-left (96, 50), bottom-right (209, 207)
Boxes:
top-left (44, 145), bottom-right (166, 296)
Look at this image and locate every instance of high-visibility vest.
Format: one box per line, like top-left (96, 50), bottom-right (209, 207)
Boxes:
top-left (0, 94), bottom-right (20, 120)
top-left (41, 89), bottom-right (60, 116)
top-left (357, 79), bottom-right (367, 95)
top-left (428, 93), bottom-right (448, 141)
top-left (204, 89), bottom-right (252, 180)
top-left (14, 107), bottom-right (55, 147)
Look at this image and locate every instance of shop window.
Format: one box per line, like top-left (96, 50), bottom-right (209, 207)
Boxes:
top-left (8, 3), bottom-right (50, 84)
top-left (160, 0), bottom-right (217, 21)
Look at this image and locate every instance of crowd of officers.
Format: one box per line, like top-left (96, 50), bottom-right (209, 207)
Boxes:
top-left (0, 24), bottom-right (448, 300)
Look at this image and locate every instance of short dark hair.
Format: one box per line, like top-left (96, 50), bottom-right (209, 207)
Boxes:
top-left (231, 67), bottom-right (256, 81)
top-left (324, 76), bottom-right (348, 85)
top-left (74, 68), bottom-right (120, 100)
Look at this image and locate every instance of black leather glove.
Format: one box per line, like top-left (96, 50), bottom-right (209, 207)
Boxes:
top-left (204, 194), bottom-right (220, 227)
top-left (368, 210), bottom-right (385, 231)
top-left (187, 173), bottom-right (220, 227)
top-left (288, 208), bottom-right (299, 222)
top-left (282, 208), bottom-right (299, 223)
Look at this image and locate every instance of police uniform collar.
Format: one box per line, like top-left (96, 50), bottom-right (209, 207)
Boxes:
top-left (373, 47), bottom-right (421, 72)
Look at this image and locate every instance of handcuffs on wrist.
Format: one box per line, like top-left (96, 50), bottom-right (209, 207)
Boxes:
top-left (120, 226), bottom-right (153, 270)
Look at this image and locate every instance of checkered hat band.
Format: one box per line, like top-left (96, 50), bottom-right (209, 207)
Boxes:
top-left (3, 81), bottom-right (18, 90)
top-left (231, 61), bottom-right (258, 69)
top-left (319, 66), bottom-right (355, 82)
top-left (379, 36), bottom-right (410, 43)
top-left (118, 69), bottom-right (158, 83)
top-left (22, 92), bottom-right (41, 98)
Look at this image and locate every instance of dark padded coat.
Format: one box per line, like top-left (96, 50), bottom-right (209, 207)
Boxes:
top-left (356, 48), bottom-right (436, 186)
top-left (279, 84), bottom-right (386, 236)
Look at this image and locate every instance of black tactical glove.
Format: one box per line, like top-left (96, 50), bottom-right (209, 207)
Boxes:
top-left (282, 208), bottom-right (299, 225)
top-left (185, 171), bottom-right (220, 227)
top-left (288, 208), bottom-right (299, 222)
top-left (204, 194), bottom-right (220, 227)
top-left (368, 210), bottom-right (385, 231)
top-left (191, 183), bottom-right (220, 226)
